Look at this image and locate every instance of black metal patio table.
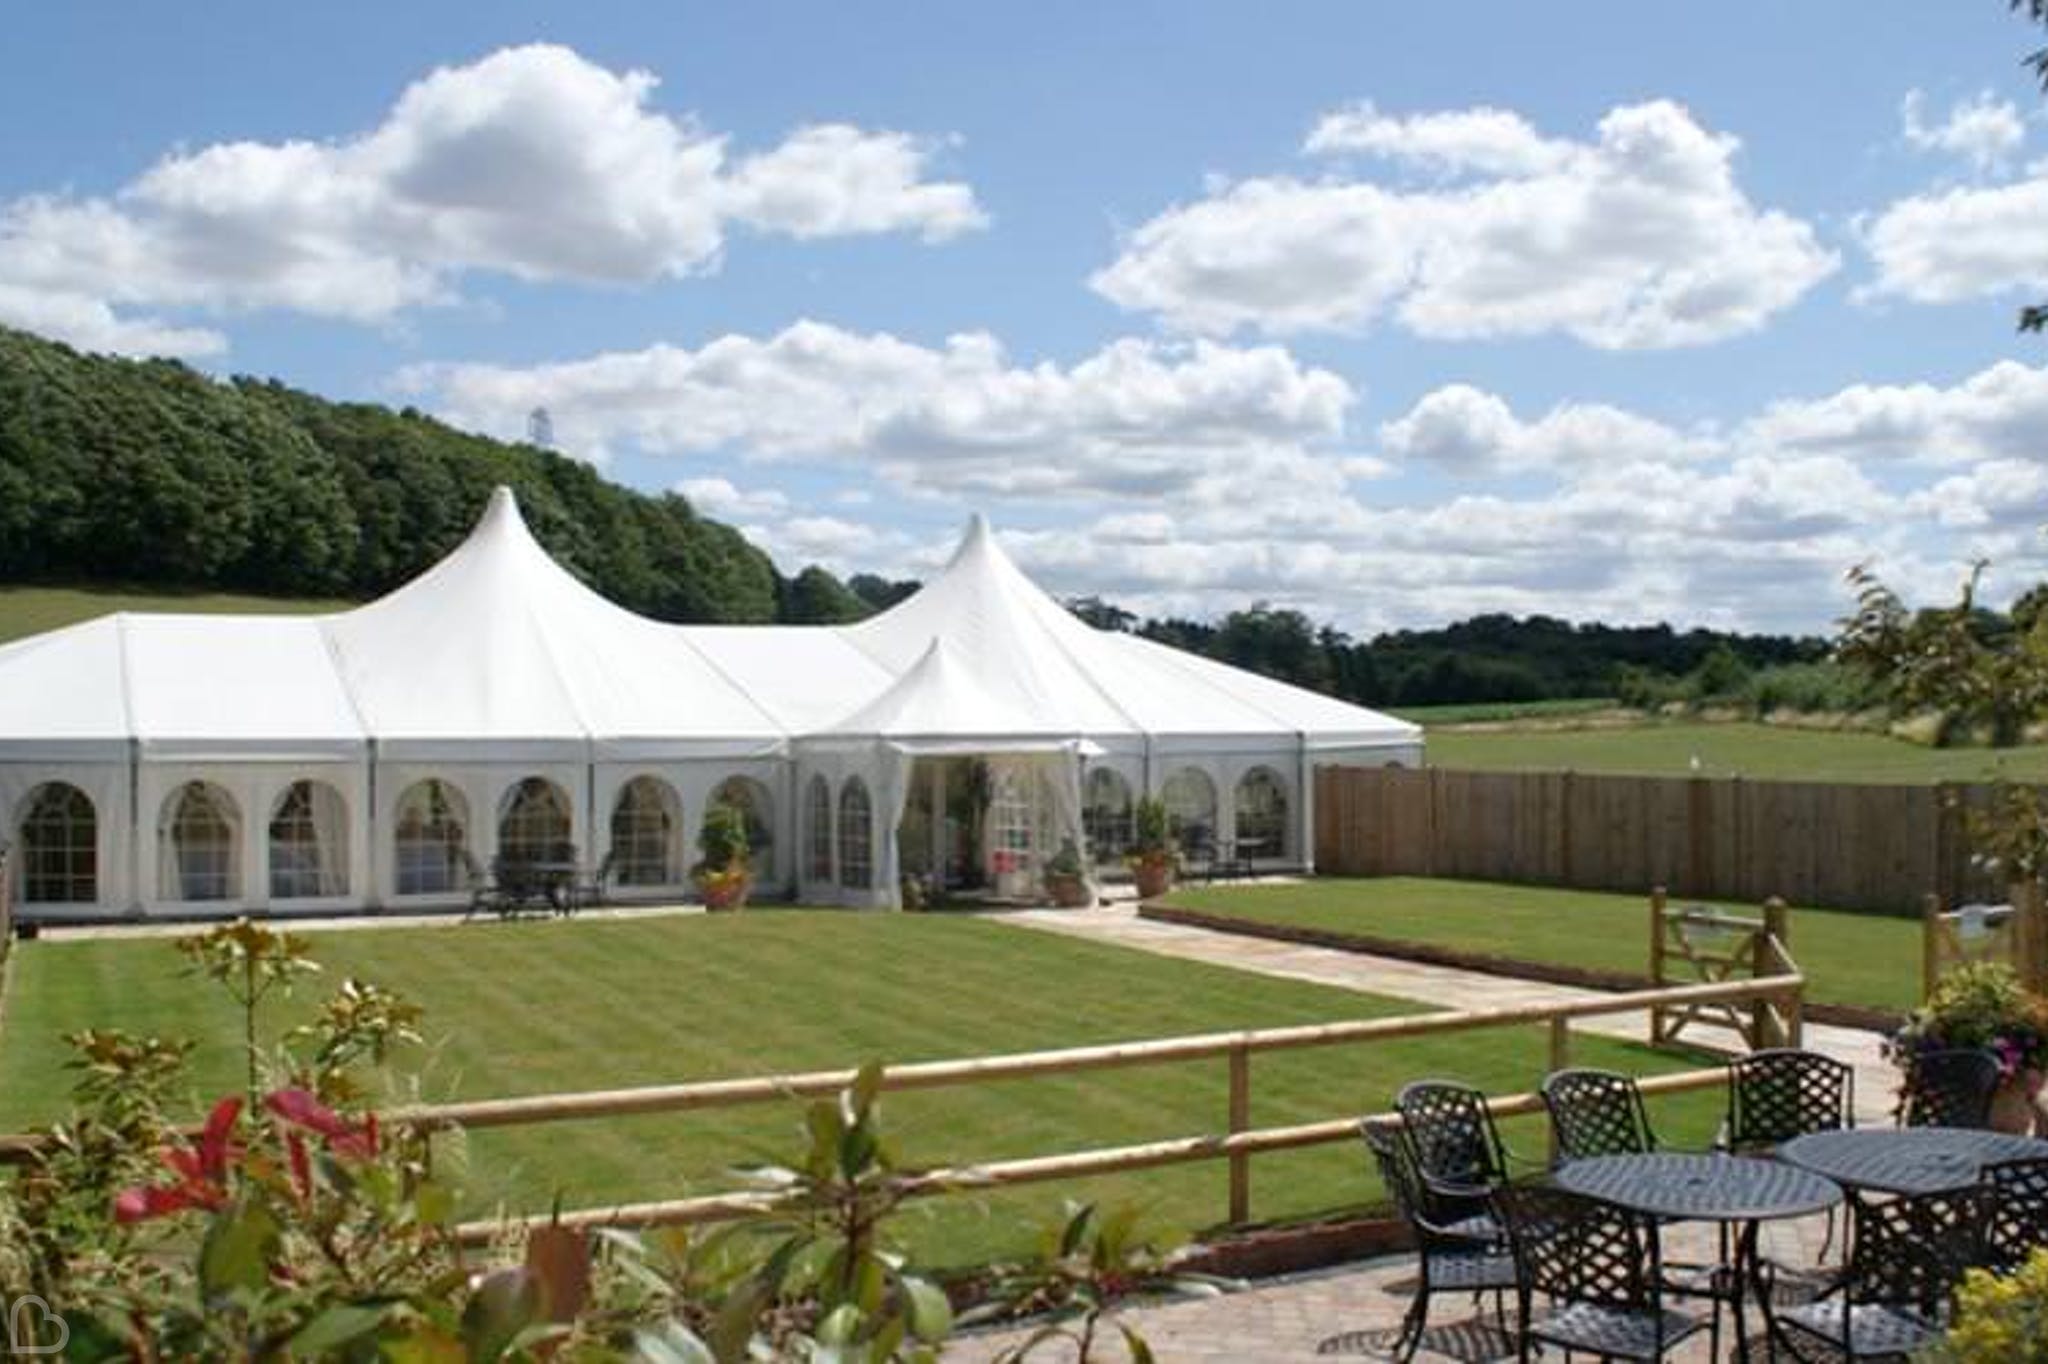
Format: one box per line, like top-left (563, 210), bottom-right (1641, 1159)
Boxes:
top-left (1779, 1126), bottom-right (2048, 1195)
top-left (1554, 1151), bottom-right (1841, 1363)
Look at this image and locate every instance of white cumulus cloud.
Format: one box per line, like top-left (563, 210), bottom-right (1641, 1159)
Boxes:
top-left (1860, 175), bottom-right (2048, 306)
top-left (1092, 99), bottom-right (1837, 348)
top-left (400, 321), bottom-right (1355, 501)
top-left (1303, 101), bottom-right (1571, 177)
top-left (1378, 384), bottom-right (1720, 475)
top-left (0, 44), bottom-right (984, 357)
top-left (1901, 88), bottom-right (2026, 175)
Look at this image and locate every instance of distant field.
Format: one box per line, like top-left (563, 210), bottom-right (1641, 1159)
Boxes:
top-left (1387, 697), bottom-right (1620, 725)
top-left (1424, 718), bottom-right (2048, 785)
top-left (1167, 876), bottom-right (1920, 1013)
top-left (0, 584), bottom-right (351, 645)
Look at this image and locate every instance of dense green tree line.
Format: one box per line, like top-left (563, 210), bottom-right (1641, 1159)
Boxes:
top-left (0, 327), bottom-right (782, 622)
top-left (1068, 597), bottom-right (1823, 709)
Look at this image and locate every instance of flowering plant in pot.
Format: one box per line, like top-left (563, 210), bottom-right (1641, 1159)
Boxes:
top-left (692, 800), bottom-right (752, 911)
top-left (1124, 797), bottom-right (1178, 899)
top-left (1043, 839), bottom-right (1092, 908)
top-left (1887, 962), bottom-right (2048, 1133)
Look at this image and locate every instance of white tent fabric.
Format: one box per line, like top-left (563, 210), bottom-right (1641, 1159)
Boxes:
top-left (0, 488), bottom-right (1420, 916)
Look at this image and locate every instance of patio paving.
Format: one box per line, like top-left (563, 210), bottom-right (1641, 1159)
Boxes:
top-left (946, 1213), bottom-right (1835, 1361)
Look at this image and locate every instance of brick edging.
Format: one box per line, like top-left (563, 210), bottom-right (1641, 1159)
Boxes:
top-left (1138, 904), bottom-right (1902, 1035)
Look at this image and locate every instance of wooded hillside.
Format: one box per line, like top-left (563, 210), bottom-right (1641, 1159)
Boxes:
top-left (0, 326), bottom-right (784, 622)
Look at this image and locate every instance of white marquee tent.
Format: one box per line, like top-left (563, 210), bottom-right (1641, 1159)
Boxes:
top-left (0, 487), bottom-right (1420, 918)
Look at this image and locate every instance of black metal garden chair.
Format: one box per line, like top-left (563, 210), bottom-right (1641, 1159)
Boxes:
top-left (1899, 1048), bottom-right (2002, 1129)
top-left (1495, 1183), bottom-right (1704, 1362)
top-left (1720, 1047), bottom-right (1856, 1265)
top-left (1543, 1067), bottom-right (1658, 1163)
top-left (1723, 1048), bottom-right (1856, 1151)
top-left (1360, 1119), bottom-right (1516, 1361)
top-left (1542, 1067), bottom-right (1737, 1352)
top-left (1983, 1155), bottom-right (2048, 1275)
top-left (1395, 1079), bottom-right (1543, 1203)
top-left (1770, 1183), bottom-right (1988, 1361)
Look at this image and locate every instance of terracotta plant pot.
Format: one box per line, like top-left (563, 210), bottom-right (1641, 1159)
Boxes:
top-left (696, 871), bottom-right (751, 912)
top-left (1133, 857), bottom-right (1174, 900)
top-left (1046, 873), bottom-right (1093, 908)
top-left (1992, 1067), bottom-right (2047, 1135)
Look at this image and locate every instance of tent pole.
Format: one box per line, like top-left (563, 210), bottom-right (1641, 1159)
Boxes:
top-left (366, 739), bottom-right (380, 912)
top-left (129, 738), bottom-right (142, 915)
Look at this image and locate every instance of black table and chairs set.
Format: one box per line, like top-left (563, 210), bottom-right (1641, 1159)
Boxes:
top-left (1364, 1046), bottom-right (2048, 1362)
top-left (463, 845), bottom-right (614, 919)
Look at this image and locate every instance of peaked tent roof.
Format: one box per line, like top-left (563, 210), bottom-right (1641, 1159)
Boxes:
top-left (326, 487), bottom-right (786, 759)
top-left (0, 488), bottom-right (1418, 763)
top-left (838, 512), bottom-right (1419, 750)
top-left (813, 638), bottom-right (1084, 753)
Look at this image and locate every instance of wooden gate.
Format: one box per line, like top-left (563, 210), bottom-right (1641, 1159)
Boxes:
top-left (1922, 884), bottom-right (2048, 998)
top-left (1648, 887), bottom-right (1799, 1050)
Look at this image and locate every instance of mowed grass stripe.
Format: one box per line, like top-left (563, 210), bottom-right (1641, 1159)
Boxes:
top-left (0, 911), bottom-right (1724, 1266)
top-left (1166, 877), bottom-right (1920, 1013)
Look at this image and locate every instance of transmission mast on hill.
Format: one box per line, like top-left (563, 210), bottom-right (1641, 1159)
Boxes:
top-left (527, 406), bottom-right (555, 449)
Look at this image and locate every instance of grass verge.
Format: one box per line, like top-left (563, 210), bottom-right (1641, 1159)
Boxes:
top-left (1163, 877), bottom-right (1919, 1015)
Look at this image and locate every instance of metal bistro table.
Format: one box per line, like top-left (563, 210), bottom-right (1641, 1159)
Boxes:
top-left (1779, 1126), bottom-right (2048, 1195)
top-left (1555, 1152), bottom-right (1841, 1363)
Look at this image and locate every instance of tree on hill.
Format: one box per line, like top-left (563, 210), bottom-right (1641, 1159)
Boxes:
top-left (0, 326), bottom-right (784, 622)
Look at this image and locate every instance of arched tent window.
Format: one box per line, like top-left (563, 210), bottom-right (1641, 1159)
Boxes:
top-left (161, 782), bottom-right (239, 902)
top-left (18, 782), bottom-right (96, 904)
top-left (611, 777), bottom-right (682, 887)
top-left (269, 780), bottom-right (349, 899)
top-left (1082, 768), bottom-right (1133, 867)
top-left (499, 777), bottom-right (573, 866)
top-left (838, 777), bottom-right (872, 890)
top-left (711, 776), bottom-right (775, 882)
top-left (395, 780), bottom-right (469, 895)
top-left (1234, 767), bottom-right (1290, 860)
top-left (807, 776), bottom-right (833, 882)
top-left (1160, 768), bottom-right (1218, 857)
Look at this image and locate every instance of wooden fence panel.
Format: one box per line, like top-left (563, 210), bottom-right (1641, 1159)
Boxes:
top-left (1315, 765), bottom-right (2048, 914)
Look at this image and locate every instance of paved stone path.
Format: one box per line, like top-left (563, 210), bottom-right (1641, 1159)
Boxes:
top-left (949, 903), bottom-right (1892, 1361)
top-left (989, 904), bottom-right (1894, 1125)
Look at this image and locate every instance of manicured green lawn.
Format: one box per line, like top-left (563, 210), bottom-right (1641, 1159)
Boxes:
top-left (0, 584), bottom-right (351, 646)
top-left (0, 911), bottom-right (1723, 1267)
top-left (1424, 719), bottom-right (2048, 785)
top-left (1168, 877), bottom-right (1919, 1013)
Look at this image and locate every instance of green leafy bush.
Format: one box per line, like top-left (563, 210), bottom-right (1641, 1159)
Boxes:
top-left (1936, 1248), bottom-right (2048, 1363)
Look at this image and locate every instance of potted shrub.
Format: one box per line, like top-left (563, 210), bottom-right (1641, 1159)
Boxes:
top-left (693, 800), bottom-right (752, 911)
top-left (1887, 962), bottom-right (2048, 1133)
top-left (1043, 838), bottom-right (1093, 908)
top-left (1126, 796), bottom-right (1178, 900)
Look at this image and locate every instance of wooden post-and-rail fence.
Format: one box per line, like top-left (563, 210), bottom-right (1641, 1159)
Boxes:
top-left (0, 970), bottom-right (1804, 1246)
top-left (1648, 888), bottom-right (1800, 1050)
top-left (1314, 765), bottom-right (2032, 914)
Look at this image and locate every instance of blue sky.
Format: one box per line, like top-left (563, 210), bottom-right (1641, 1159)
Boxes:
top-left (5, 2), bottom-right (2048, 634)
